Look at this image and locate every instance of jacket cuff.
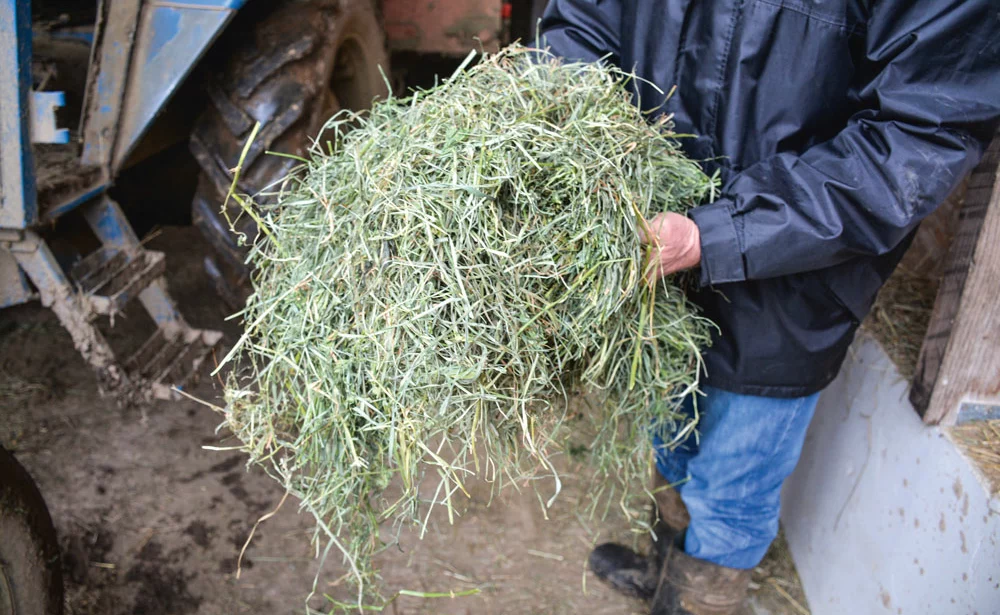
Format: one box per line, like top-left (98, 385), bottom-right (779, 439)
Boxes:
top-left (689, 200), bottom-right (746, 286)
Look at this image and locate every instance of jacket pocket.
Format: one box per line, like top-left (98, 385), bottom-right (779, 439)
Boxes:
top-left (817, 259), bottom-right (884, 325)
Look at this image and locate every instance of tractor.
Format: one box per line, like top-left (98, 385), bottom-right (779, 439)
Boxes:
top-left (0, 0), bottom-right (541, 610)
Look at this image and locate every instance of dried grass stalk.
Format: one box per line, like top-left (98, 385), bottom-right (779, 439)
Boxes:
top-left (865, 264), bottom-right (938, 379)
top-left (950, 420), bottom-right (1000, 497)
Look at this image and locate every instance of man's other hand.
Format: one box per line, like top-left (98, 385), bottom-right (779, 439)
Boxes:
top-left (639, 212), bottom-right (701, 283)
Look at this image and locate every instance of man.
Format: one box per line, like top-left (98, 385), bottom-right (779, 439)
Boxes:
top-left (539, 1), bottom-right (1000, 613)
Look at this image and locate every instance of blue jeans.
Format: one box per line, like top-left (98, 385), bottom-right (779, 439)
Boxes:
top-left (653, 386), bottom-right (820, 570)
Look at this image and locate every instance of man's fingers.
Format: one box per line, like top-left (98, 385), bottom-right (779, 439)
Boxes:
top-left (638, 213), bottom-right (666, 246)
top-left (637, 218), bottom-right (650, 244)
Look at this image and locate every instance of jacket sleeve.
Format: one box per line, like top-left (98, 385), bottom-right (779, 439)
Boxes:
top-left (538, 0), bottom-right (622, 65)
top-left (690, 0), bottom-right (1000, 286)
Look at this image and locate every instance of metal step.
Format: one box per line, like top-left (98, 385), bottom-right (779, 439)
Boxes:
top-left (14, 197), bottom-right (225, 405)
top-left (70, 247), bottom-right (166, 316)
top-left (125, 327), bottom-right (223, 400)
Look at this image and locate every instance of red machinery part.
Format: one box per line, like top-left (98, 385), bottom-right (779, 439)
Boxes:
top-left (382, 0), bottom-right (503, 55)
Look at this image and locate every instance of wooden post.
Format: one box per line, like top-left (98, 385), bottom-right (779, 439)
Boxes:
top-left (911, 134), bottom-right (1000, 425)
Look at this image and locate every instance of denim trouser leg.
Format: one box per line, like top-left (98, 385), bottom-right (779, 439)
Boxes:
top-left (652, 385), bottom-right (820, 569)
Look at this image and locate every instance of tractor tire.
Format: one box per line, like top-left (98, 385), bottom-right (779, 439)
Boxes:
top-left (0, 445), bottom-right (64, 615)
top-left (190, 0), bottom-right (390, 306)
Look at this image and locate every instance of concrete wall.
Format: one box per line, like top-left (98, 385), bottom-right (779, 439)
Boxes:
top-left (782, 336), bottom-right (1000, 615)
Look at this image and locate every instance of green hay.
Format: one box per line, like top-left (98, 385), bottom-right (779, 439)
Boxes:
top-left (218, 45), bottom-right (716, 605)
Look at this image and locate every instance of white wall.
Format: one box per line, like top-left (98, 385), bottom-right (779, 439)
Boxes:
top-left (782, 337), bottom-right (1000, 615)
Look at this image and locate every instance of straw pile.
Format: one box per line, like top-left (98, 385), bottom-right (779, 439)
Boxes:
top-left (218, 45), bottom-right (715, 599)
top-left (950, 420), bottom-right (1000, 497)
top-left (865, 265), bottom-right (938, 379)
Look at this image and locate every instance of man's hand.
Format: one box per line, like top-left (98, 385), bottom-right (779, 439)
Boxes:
top-left (639, 212), bottom-right (701, 283)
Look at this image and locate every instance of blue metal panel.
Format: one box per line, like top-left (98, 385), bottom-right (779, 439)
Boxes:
top-left (956, 402), bottom-right (1000, 425)
top-left (41, 185), bottom-right (107, 224)
top-left (84, 197), bottom-right (141, 249)
top-left (80, 0), bottom-right (144, 169)
top-left (0, 247), bottom-right (34, 308)
top-left (51, 29), bottom-right (96, 46)
top-left (112, 2), bottom-right (239, 169)
top-left (30, 91), bottom-right (71, 144)
top-left (171, 0), bottom-right (248, 7)
top-left (0, 0), bottom-right (38, 229)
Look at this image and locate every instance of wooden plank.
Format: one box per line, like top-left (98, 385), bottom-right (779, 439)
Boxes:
top-left (910, 134), bottom-right (1000, 424)
top-left (909, 140), bottom-right (997, 416)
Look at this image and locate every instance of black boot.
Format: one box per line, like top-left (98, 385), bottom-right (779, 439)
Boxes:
top-left (589, 474), bottom-right (690, 600)
top-left (650, 548), bottom-right (751, 615)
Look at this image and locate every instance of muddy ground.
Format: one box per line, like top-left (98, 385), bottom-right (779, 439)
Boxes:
top-left (1, 226), bottom-right (808, 615)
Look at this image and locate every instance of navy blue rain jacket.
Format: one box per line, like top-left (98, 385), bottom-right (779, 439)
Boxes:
top-left (541, 0), bottom-right (1000, 397)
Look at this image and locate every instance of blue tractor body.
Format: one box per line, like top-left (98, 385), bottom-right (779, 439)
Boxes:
top-left (0, 0), bottom-right (242, 401)
top-left (1, 0), bottom-right (246, 231)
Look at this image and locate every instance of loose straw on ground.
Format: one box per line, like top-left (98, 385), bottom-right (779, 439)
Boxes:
top-left (218, 44), bottom-right (716, 605)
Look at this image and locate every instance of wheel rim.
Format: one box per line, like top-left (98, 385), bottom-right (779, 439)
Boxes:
top-left (330, 37), bottom-right (382, 113)
top-left (318, 36), bottom-right (384, 146)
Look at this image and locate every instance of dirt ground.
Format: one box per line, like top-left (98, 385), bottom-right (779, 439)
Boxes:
top-left (1, 226), bottom-right (809, 615)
